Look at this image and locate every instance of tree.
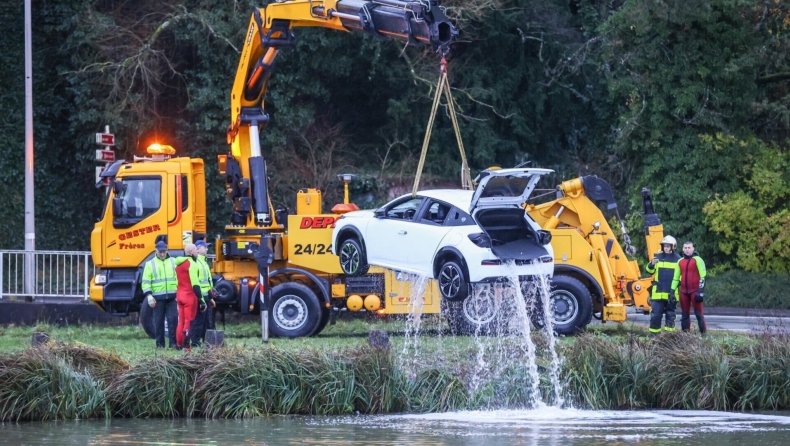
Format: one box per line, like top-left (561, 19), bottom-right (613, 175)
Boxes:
top-left (703, 134), bottom-right (790, 272)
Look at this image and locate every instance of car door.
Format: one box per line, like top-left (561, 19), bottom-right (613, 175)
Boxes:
top-left (407, 199), bottom-right (454, 276)
top-left (364, 196), bottom-right (424, 268)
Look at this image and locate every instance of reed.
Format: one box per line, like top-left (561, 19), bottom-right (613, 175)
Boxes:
top-left (2, 330), bottom-right (790, 421)
top-left (0, 347), bottom-right (109, 421)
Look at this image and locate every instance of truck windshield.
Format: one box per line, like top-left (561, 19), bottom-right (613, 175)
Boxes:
top-left (113, 177), bottom-right (161, 226)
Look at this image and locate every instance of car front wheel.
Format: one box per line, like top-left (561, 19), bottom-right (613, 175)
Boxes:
top-left (438, 260), bottom-right (469, 301)
top-left (338, 238), bottom-right (369, 276)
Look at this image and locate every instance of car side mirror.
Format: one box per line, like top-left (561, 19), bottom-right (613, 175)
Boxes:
top-left (112, 197), bottom-right (123, 217)
top-left (374, 208), bottom-right (386, 218)
top-left (537, 230), bottom-right (552, 246)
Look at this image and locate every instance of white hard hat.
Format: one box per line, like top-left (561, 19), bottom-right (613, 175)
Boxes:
top-left (660, 235), bottom-right (677, 251)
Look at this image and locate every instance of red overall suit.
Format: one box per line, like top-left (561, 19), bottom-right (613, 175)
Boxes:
top-left (678, 252), bottom-right (707, 333)
top-left (175, 259), bottom-right (198, 348)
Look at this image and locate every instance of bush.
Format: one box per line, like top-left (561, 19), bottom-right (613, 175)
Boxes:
top-left (705, 269), bottom-right (790, 309)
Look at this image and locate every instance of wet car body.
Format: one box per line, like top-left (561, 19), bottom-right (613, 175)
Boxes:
top-left (332, 168), bottom-right (555, 301)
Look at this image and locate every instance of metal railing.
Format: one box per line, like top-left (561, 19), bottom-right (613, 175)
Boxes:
top-left (0, 250), bottom-right (95, 302)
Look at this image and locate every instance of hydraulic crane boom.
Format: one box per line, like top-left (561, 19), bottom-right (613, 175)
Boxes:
top-left (222, 0), bottom-right (456, 229)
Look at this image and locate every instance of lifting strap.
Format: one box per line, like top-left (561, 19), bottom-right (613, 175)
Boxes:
top-left (412, 58), bottom-right (472, 198)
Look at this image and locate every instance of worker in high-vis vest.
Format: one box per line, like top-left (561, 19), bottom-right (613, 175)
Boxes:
top-left (141, 240), bottom-right (178, 348)
top-left (189, 239), bottom-right (215, 347)
top-left (645, 235), bottom-right (681, 337)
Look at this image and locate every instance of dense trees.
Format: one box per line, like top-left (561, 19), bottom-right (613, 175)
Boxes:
top-left (0, 0), bottom-right (787, 277)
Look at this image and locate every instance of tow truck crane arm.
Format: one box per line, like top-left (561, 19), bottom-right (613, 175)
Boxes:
top-left (223, 0), bottom-right (456, 229)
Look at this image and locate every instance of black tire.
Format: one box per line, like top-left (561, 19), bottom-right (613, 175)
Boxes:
top-left (546, 275), bottom-right (593, 335)
top-left (338, 238), bottom-right (369, 276)
top-left (443, 285), bottom-right (498, 335)
top-left (437, 260), bottom-right (469, 301)
top-left (269, 282), bottom-right (322, 338)
top-left (139, 298), bottom-right (156, 339)
top-left (313, 307), bottom-right (331, 336)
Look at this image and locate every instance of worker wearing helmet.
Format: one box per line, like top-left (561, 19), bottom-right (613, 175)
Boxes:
top-left (645, 235), bottom-right (681, 337)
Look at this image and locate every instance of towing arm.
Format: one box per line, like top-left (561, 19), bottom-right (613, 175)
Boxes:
top-left (641, 187), bottom-right (664, 258)
top-left (222, 0), bottom-right (456, 228)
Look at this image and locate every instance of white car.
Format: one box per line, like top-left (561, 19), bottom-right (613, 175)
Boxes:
top-left (331, 168), bottom-right (555, 302)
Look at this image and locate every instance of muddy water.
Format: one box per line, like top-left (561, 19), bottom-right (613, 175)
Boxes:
top-left (4, 409), bottom-right (790, 445)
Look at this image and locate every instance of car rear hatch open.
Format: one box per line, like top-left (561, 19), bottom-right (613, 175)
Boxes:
top-left (469, 168), bottom-right (554, 261)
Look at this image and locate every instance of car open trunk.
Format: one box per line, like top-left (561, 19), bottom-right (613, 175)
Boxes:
top-left (475, 208), bottom-right (548, 261)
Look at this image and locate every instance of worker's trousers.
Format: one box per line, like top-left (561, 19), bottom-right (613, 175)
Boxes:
top-left (176, 291), bottom-right (197, 348)
top-left (649, 297), bottom-right (676, 336)
top-left (679, 291), bottom-right (706, 333)
top-left (190, 299), bottom-right (208, 347)
top-left (153, 297), bottom-right (178, 348)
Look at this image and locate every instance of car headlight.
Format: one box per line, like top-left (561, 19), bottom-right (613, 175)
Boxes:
top-left (94, 272), bottom-right (108, 284)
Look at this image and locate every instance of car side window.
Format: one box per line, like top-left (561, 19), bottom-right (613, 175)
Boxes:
top-left (386, 197), bottom-right (423, 220)
top-left (418, 200), bottom-right (452, 226)
top-left (444, 207), bottom-right (475, 226)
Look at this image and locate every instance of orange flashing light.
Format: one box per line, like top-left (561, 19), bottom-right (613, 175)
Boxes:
top-left (146, 143), bottom-right (176, 155)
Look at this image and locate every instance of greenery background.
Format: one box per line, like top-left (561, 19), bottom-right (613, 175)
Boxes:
top-left (0, 0), bottom-right (788, 302)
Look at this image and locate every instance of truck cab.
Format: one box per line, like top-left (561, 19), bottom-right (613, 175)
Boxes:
top-left (90, 145), bottom-right (206, 315)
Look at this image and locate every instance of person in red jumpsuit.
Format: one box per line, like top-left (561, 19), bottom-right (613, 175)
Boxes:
top-left (678, 241), bottom-right (708, 334)
top-left (175, 243), bottom-right (201, 349)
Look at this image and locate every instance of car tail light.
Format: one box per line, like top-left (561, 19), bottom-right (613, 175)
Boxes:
top-left (538, 255), bottom-right (553, 263)
top-left (481, 259), bottom-right (502, 266)
top-left (468, 232), bottom-right (491, 248)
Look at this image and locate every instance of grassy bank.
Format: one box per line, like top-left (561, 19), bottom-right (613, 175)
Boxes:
top-left (1, 321), bottom-right (789, 421)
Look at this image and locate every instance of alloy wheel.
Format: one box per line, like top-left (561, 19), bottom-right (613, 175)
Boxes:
top-left (439, 263), bottom-right (462, 298)
top-left (340, 242), bottom-right (360, 274)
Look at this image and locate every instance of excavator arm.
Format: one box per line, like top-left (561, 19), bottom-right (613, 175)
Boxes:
top-left (222, 0), bottom-right (456, 228)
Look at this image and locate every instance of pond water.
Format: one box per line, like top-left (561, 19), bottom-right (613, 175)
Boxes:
top-left (4, 408), bottom-right (790, 445)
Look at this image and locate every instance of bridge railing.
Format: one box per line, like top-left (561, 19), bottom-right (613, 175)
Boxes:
top-left (0, 250), bottom-right (95, 302)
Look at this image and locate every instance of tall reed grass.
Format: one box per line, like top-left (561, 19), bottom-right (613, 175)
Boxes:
top-left (563, 332), bottom-right (790, 411)
top-left (1, 332), bottom-right (789, 421)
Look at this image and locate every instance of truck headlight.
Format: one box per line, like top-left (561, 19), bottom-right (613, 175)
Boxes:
top-left (95, 272), bottom-right (107, 284)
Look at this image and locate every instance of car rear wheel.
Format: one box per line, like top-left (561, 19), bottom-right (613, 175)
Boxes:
top-left (438, 260), bottom-right (469, 301)
top-left (339, 238), bottom-right (369, 277)
top-left (269, 282), bottom-right (322, 338)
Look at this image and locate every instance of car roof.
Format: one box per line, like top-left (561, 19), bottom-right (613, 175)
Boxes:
top-left (413, 189), bottom-right (474, 210)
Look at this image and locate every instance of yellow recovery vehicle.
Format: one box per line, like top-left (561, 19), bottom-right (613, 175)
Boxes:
top-left (90, 0), bottom-right (456, 337)
top-left (525, 176), bottom-right (665, 333)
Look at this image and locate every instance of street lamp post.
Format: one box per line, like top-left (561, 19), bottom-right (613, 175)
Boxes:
top-left (24, 0), bottom-right (36, 295)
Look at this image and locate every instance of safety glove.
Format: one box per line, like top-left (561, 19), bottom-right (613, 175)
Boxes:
top-left (694, 292), bottom-right (704, 303)
top-left (146, 294), bottom-right (156, 308)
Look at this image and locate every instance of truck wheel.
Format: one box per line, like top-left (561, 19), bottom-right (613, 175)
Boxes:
top-left (547, 275), bottom-right (593, 335)
top-left (443, 285), bottom-right (498, 335)
top-left (339, 238), bottom-right (369, 276)
top-left (438, 260), bottom-right (469, 301)
top-left (313, 308), bottom-right (331, 337)
top-left (269, 282), bottom-right (322, 338)
top-left (139, 298), bottom-right (156, 339)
